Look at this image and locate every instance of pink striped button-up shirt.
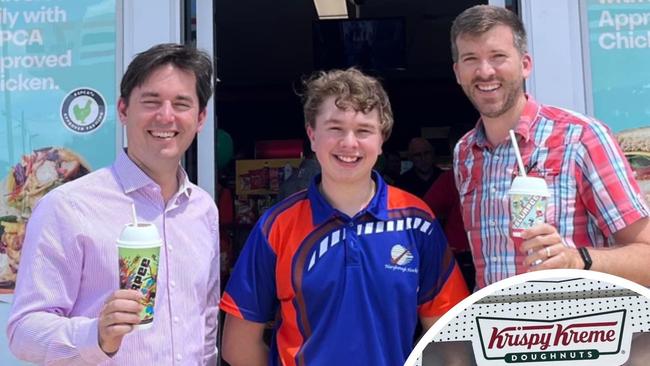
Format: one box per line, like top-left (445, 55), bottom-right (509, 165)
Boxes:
top-left (454, 95), bottom-right (649, 289)
top-left (7, 150), bottom-right (220, 365)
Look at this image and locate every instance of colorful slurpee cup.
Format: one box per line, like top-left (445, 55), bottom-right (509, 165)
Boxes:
top-left (117, 223), bottom-right (162, 329)
top-left (509, 176), bottom-right (550, 238)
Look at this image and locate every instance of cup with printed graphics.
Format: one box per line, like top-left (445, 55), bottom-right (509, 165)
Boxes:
top-left (117, 222), bottom-right (162, 329)
top-left (509, 176), bottom-right (550, 238)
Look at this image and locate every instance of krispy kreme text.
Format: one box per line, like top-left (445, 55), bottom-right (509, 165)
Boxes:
top-left (488, 322), bottom-right (618, 351)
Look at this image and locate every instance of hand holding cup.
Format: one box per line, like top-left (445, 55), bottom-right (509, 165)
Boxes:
top-left (520, 223), bottom-right (583, 271)
top-left (98, 289), bottom-right (143, 355)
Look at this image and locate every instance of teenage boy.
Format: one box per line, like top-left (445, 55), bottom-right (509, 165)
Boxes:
top-left (220, 68), bottom-right (469, 366)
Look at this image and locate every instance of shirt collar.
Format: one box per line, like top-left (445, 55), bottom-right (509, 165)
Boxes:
top-left (113, 149), bottom-right (193, 198)
top-left (308, 170), bottom-right (389, 226)
top-left (470, 94), bottom-right (541, 148)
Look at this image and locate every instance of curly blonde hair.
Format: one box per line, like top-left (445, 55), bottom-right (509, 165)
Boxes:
top-left (301, 68), bottom-right (394, 141)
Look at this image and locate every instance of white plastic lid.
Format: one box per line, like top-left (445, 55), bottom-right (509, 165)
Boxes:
top-left (509, 176), bottom-right (550, 197)
top-left (116, 223), bottom-right (162, 248)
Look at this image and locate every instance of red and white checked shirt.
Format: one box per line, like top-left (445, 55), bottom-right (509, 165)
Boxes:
top-left (7, 150), bottom-right (220, 365)
top-left (454, 95), bottom-right (649, 289)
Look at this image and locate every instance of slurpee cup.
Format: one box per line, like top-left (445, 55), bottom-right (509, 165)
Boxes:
top-left (117, 222), bottom-right (162, 329)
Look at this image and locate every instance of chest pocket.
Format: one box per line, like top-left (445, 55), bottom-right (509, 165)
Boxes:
top-left (526, 145), bottom-right (574, 228)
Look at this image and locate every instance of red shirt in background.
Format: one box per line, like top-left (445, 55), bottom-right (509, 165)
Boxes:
top-left (423, 170), bottom-right (470, 253)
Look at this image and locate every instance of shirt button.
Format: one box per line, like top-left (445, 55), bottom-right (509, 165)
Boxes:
top-left (176, 354), bottom-right (182, 361)
top-left (173, 316), bottom-right (180, 323)
top-left (168, 244), bottom-right (173, 252)
top-left (491, 186), bottom-right (497, 193)
top-left (170, 280), bottom-right (176, 288)
top-left (492, 256), bottom-right (499, 262)
top-left (489, 220), bottom-right (496, 226)
top-left (494, 155), bottom-right (500, 160)
top-left (348, 222), bottom-right (354, 227)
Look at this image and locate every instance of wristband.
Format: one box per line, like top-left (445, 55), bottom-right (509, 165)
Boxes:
top-left (578, 247), bottom-right (592, 270)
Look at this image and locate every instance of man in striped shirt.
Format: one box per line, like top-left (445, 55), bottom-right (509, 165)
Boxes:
top-left (450, 5), bottom-right (650, 290)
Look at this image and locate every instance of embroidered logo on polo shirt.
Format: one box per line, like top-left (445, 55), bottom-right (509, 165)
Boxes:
top-left (390, 244), bottom-right (413, 265)
top-left (385, 244), bottom-right (418, 273)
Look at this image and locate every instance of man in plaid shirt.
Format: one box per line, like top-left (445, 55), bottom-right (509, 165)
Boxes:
top-left (450, 5), bottom-right (650, 290)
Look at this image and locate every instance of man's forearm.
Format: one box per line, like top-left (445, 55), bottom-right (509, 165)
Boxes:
top-left (8, 312), bottom-right (110, 365)
top-left (589, 243), bottom-right (650, 286)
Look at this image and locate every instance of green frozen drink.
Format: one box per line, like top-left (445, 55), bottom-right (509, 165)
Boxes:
top-left (117, 222), bottom-right (162, 329)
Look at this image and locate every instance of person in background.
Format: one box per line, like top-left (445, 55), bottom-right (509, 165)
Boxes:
top-left (380, 149), bottom-right (403, 185)
top-left (451, 5), bottom-right (650, 289)
top-left (396, 137), bottom-right (443, 197)
top-left (424, 127), bottom-right (475, 290)
top-left (217, 179), bottom-right (235, 290)
top-left (220, 68), bottom-right (469, 366)
top-left (276, 148), bottom-right (320, 201)
top-left (7, 43), bottom-right (220, 364)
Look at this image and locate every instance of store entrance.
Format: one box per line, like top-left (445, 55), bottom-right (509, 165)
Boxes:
top-left (209, 1), bottom-right (507, 365)
top-left (212, 0), bottom-right (495, 284)
top-left (213, 0), bottom-right (487, 185)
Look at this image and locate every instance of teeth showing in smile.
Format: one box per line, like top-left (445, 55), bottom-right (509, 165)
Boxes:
top-left (337, 155), bottom-right (360, 163)
top-left (477, 84), bottom-right (499, 92)
top-left (150, 131), bottom-right (176, 138)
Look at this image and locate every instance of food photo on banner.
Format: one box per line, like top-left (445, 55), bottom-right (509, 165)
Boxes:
top-left (0, 0), bottom-right (117, 295)
top-left (407, 269), bottom-right (650, 366)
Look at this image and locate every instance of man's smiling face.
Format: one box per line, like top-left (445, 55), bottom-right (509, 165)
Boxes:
top-left (453, 24), bottom-right (531, 120)
top-left (119, 63), bottom-right (206, 176)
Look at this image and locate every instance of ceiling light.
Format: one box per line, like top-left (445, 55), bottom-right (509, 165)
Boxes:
top-left (313, 0), bottom-right (348, 19)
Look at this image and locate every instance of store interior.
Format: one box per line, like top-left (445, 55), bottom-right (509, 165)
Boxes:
top-left (209, 0), bottom-right (501, 282)
top-left (207, 1), bottom-right (516, 363)
top-left (212, 0), bottom-right (490, 157)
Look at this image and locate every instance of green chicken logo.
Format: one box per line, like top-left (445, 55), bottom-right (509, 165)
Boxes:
top-left (61, 87), bottom-right (106, 133)
top-left (73, 99), bottom-right (93, 124)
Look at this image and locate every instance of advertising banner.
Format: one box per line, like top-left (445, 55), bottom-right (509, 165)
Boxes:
top-left (585, 0), bottom-right (650, 204)
top-left (0, 0), bottom-right (117, 293)
top-left (585, 0), bottom-right (650, 133)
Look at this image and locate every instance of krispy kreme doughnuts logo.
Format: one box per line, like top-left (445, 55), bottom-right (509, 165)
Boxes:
top-left (476, 310), bottom-right (628, 364)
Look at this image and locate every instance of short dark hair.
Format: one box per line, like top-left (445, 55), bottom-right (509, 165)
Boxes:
top-left (301, 68), bottom-right (394, 141)
top-left (120, 43), bottom-right (214, 111)
top-left (450, 5), bottom-right (527, 62)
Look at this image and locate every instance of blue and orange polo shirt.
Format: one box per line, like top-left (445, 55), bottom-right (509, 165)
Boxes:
top-left (221, 172), bottom-right (469, 366)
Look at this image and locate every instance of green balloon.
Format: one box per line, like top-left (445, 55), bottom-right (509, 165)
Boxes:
top-left (216, 129), bottom-right (234, 169)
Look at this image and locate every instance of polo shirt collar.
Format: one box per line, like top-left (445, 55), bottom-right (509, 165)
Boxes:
top-left (308, 170), bottom-right (389, 226)
top-left (113, 149), bottom-right (193, 199)
top-left (470, 94), bottom-right (541, 148)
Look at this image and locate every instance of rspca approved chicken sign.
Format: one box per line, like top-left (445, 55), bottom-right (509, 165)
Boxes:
top-left (61, 87), bottom-right (106, 133)
top-left (0, 0), bottom-right (117, 293)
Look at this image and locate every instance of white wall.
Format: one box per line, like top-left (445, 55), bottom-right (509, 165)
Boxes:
top-left (196, 1), bottom-right (216, 198)
top-left (520, 0), bottom-right (588, 114)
